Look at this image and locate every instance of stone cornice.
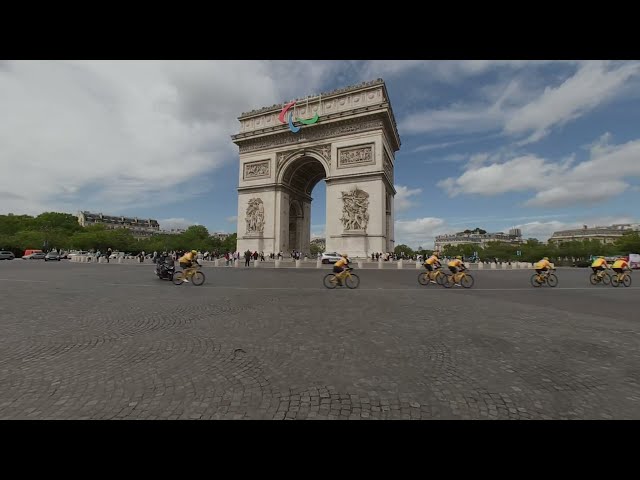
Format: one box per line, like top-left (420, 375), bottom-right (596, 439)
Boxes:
top-left (238, 79), bottom-right (385, 118)
top-left (238, 183), bottom-right (313, 202)
top-left (234, 113), bottom-right (400, 154)
top-left (325, 171), bottom-right (396, 195)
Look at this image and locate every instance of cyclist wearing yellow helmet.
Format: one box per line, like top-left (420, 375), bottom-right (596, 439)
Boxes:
top-left (333, 253), bottom-right (350, 287)
top-left (178, 250), bottom-right (200, 283)
top-left (447, 255), bottom-right (466, 275)
top-left (534, 256), bottom-right (552, 275)
top-left (424, 251), bottom-right (441, 273)
top-left (591, 255), bottom-right (609, 277)
top-left (611, 257), bottom-right (629, 275)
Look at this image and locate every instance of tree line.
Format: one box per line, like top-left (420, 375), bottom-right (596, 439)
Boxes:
top-left (0, 212), bottom-right (238, 256)
top-left (394, 234), bottom-right (640, 265)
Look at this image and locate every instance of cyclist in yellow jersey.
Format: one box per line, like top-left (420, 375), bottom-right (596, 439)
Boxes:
top-left (591, 256), bottom-right (609, 278)
top-left (424, 252), bottom-right (442, 274)
top-left (612, 257), bottom-right (629, 276)
top-left (333, 253), bottom-right (350, 286)
top-left (178, 250), bottom-right (199, 283)
top-left (534, 257), bottom-right (552, 276)
top-left (446, 256), bottom-right (465, 284)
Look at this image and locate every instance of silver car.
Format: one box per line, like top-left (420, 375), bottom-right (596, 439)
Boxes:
top-left (320, 252), bottom-right (342, 264)
top-left (0, 251), bottom-right (15, 260)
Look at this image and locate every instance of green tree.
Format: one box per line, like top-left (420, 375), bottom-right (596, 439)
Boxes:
top-left (221, 233), bottom-right (237, 253)
top-left (394, 244), bottom-right (414, 257)
top-left (310, 243), bottom-right (323, 256)
top-left (614, 232), bottom-right (640, 254)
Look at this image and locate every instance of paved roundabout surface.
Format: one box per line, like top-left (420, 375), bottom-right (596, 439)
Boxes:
top-left (1, 260), bottom-right (638, 419)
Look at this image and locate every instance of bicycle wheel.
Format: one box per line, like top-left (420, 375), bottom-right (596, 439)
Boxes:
top-left (547, 274), bottom-right (558, 287)
top-left (623, 275), bottom-right (632, 287)
top-left (530, 274), bottom-right (542, 288)
top-left (461, 274), bottom-right (474, 288)
top-left (346, 274), bottom-right (360, 289)
top-left (589, 273), bottom-right (598, 285)
top-left (418, 272), bottom-right (430, 286)
top-left (191, 271), bottom-right (205, 286)
top-left (611, 275), bottom-right (620, 287)
top-left (601, 272), bottom-right (611, 285)
top-left (442, 275), bottom-right (454, 288)
top-left (323, 274), bottom-right (337, 289)
top-left (172, 271), bottom-right (184, 285)
top-left (435, 271), bottom-right (447, 286)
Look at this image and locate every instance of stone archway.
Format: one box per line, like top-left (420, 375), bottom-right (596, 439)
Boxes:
top-left (279, 154), bottom-right (328, 255)
top-left (233, 79), bottom-right (401, 258)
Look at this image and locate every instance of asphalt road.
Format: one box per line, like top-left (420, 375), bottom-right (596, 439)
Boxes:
top-left (1, 260), bottom-right (638, 419)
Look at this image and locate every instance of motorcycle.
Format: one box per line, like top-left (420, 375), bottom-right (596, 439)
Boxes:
top-left (154, 256), bottom-right (175, 281)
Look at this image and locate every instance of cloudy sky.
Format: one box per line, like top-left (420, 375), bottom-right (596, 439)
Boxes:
top-left (1, 60), bottom-right (640, 248)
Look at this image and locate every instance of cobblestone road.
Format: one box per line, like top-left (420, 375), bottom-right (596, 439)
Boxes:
top-left (1, 261), bottom-right (638, 419)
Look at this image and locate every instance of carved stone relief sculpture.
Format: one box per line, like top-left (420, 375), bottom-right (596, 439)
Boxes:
top-left (340, 187), bottom-right (370, 232)
top-left (245, 198), bottom-right (265, 234)
top-left (338, 144), bottom-right (374, 168)
top-left (243, 160), bottom-right (270, 179)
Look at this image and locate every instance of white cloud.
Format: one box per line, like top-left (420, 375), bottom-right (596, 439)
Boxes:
top-left (438, 155), bottom-right (567, 197)
top-left (439, 135), bottom-right (640, 207)
top-left (0, 60), bottom-right (338, 216)
top-left (396, 61), bottom-right (640, 143)
top-left (394, 185), bottom-right (422, 212)
top-left (362, 60), bottom-right (563, 82)
top-left (399, 102), bottom-right (505, 136)
top-left (514, 216), bottom-right (638, 241)
top-left (505, 61), bottom-right (640, 144)
top-left (394, 217), bottom-right (448, 248)
top-left (226, 216), bottom-right (238, 223)
top-left (158, 218), bottom-right (199, 230)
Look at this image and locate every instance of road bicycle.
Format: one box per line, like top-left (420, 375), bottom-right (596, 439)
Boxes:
top-left (323, 267), bottom-right (360, 289)
top-left (610, 269), bottom-right (632, 288)
top-left (173, 264), bottom-right (206, 286)
top-left (530, 269), bottom-right (558, 288)
top-left (418, 267), bottom-right (447, 287)
top-left (589, 269), bottom-right (611, 286)
top-left (442, 269), bottom-right (475, 289)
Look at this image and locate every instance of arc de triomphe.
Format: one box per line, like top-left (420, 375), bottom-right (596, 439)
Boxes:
top-left (232, 79), bottom-right (401, 257)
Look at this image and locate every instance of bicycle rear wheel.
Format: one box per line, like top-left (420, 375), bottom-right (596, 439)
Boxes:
top-left (589, 273), bottom-right (598, 285)
top-left (530, 274), bottom-right (541, 288)
top-left (461, 274), bottom-right (474, 288)
top-left (418, 272), bottom-right (430, 286)
top-left (192, 271), bottom-right (205, 286)
top-left (611, 275), bottom-right (620, 287)
top-left (172, 271), bottom-right (184, 285)
top-left (346, 274), bottom-right (360, 289)
top-left (323, 274), bottom-right (337, 289)
top-left (547, 274), bottom-right (558, 287)
top-left (623, 275), bottom-right (632, 287)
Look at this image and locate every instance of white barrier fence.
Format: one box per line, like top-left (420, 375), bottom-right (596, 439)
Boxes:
top-left (70, 255), bottom-right (538, 270)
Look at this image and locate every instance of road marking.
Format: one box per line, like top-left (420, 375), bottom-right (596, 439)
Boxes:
top-left (0, 278), bottom-right (48, 283)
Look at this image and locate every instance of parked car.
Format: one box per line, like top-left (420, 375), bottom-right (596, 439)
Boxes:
top-left (320, 252), bottom-right (342, 264)
top-left (67, 251), bottom-right (88, 259)
top-left (0, 250), bottom-right (15, 260)
top-left (45, 252), bottom-right (61, 261)
top-left (23, 252), bottom-right (46, 260)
